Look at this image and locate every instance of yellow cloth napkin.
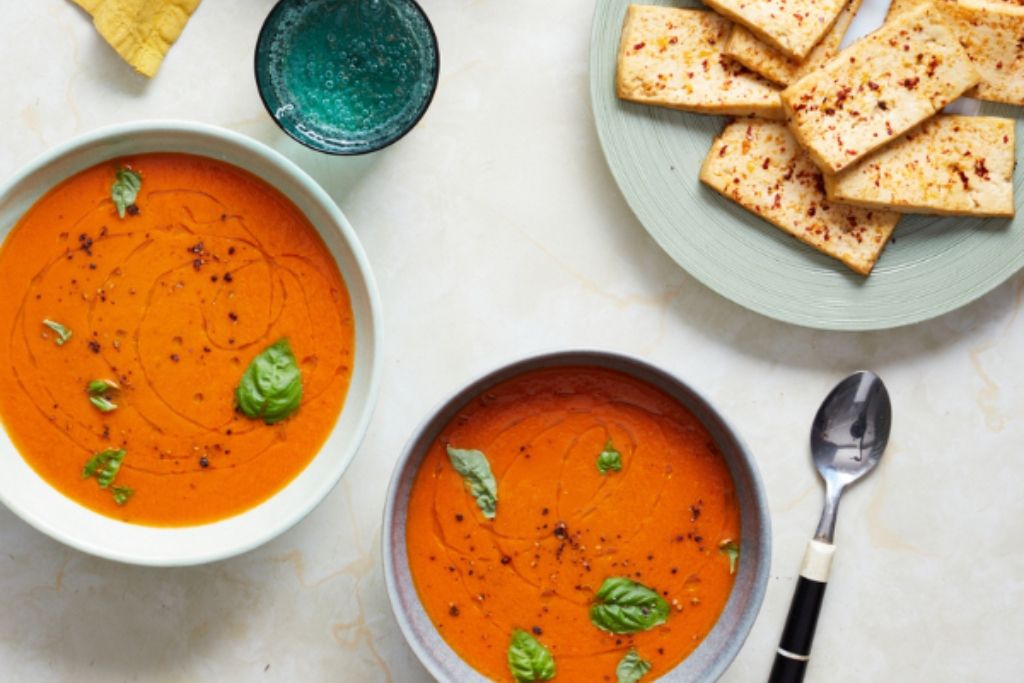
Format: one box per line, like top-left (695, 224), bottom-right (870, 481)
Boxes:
top-left (71, 0), bottom-right (201, 77)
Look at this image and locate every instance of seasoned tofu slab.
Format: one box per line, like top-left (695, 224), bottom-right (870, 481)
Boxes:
top-left (702, 0), bottom-right (849, 59)
top-left (616, 5), bottom-right (784, 118)
top-left (700, 119), bottom-right (901, 275)
top-left (949, 0), bottom-right (1024, 105)
top-left (725, 0), bottom-right (863, 85)
top-left (781, 2), bottom-right (980, 174)
top-left (825, 115), bottom-right (1016, 217)
top-left (888, 0), bottom-right (1024, 105)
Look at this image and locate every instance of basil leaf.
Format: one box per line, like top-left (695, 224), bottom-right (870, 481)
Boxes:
top-left (507, 629), bottom-right (556, 682)
top-left (597, 439), bottom-right (622, 474)
top-left (719, 539), bottom-right (740, 575)
top-left (235, 338), bottom-right (303, 424)
top-left (87, 379), bottom-right (119, 395)
top-left (89, 395), bottom-right (118, 413)
top-left (111, 486), bottom-right (134, 506)
top-left (616, 649), bottom-right (652, 683)
top-left (42, 319), bottom-right (72, 346)
top-left (589, 577), bottom-right (670, 634)
top-left (446, 446), bottom-right (498, 519)
top-left (111, 167), bottom-right (142, 218)
top-left (82, 448), bottom-right (126, 489)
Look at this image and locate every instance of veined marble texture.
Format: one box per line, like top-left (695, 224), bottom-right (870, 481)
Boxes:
top-left (1, 1), bottom-right (1023, 681)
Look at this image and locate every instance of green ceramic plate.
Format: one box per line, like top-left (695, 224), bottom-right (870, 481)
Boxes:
top-left (590, 0), bottom-right (1024, 330)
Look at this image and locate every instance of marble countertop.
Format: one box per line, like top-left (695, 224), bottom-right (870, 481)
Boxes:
top-left (2, 1), bottom-right (1022, 681)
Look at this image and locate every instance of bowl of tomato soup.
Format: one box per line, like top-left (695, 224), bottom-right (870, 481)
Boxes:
top-left (383, 351), bottom-right (770, 682)
top-left (0, 121), bottom-right (380, 565)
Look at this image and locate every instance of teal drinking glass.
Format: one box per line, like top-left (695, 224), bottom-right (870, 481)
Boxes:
top-left (255, 0), bottom-right (440, 155)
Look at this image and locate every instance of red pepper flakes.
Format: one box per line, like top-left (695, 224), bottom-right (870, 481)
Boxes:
top-left (974, 158), bottom-right (989, 180)
top-left (956, 167), bottom-right (970, 190)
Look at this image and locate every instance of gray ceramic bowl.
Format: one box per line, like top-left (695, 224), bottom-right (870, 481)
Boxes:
top-left (382, 350), bottom-right (770, 682)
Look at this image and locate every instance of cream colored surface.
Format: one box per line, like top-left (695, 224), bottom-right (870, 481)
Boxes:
top-left (701, 0), bottom-right (848, 58)
top-left (724, 0), bottom-right (863, 86)
top-left (2, 1), bottom-right (1024, 681)
top-left (799, 540), bottom-right (836, 582)
top-left (616, 6), bottom-right (784, 119)
top-left (700, 120), bottom-right (900, 275)
top-left (70, 0), bottom-right (200, 77)
top-left (826, 115), bottom-right (1016, 217)
top-left (782, 3), bottom-right (980, 174)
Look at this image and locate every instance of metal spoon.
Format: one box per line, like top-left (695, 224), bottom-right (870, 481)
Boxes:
top-left (768, 370), bottom-right (892, 683)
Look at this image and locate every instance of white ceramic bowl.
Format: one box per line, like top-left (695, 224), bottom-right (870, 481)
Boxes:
top-left (0, 121), bottom-right (381, 566)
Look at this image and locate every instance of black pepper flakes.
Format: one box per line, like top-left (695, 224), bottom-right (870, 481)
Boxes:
top-left (87, 340), bottom-right (101, 353)
top-left (448, 604), bottom-right (460, 617)
top-left (170, 353), bottom-right (180, 363)
top-left (199, 456), bottom-right (209, 468)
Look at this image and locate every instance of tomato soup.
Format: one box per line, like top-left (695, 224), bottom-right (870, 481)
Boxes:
top-left (406, 367), bottom-right (741, 682)
top-left (0, 153), bottom-right (355, 526)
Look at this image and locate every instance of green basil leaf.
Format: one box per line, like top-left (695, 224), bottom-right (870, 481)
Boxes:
top-left (235, 338), bottom-right (303, 424)
top-left (507, 629), bottom-right (556, 682)
top-left (89, 395), bottom-right (118, 413)
top-left (597, 439), bottom-right (622, 474)
top-left (42, 319), bottom-right (72, 346)
top-left (446, 446), bottom-right (498, 519)
top-left (111, 486), bottom-right (134, 506)
top-left (719, 539), bottom-right (740, 575)
top-left (111, 167), bottom-right (142, 218)
top-left (616, 649), bottom-right (652, 683)
top-left (87, 379), bottom-right (119, 395)
top-left (82, 448), bottom-right (126, 489)
top-left (589, 577), bottom-right (670, 634)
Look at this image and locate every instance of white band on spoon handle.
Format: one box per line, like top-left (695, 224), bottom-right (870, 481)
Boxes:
top-left (799, 539), bottom-right (835, 582)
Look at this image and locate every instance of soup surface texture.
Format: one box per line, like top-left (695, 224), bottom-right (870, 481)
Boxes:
top-left (0, 153), bottom-right (354, 525)
top-left (406, 367), bottom-right (741, 681)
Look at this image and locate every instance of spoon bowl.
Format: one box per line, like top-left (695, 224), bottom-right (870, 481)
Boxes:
top-left (811, 370), bottom-right (892, 542)
top-left (811, 370), bottom-right (892, 487)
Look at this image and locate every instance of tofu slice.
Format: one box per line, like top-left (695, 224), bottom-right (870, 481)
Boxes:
top-left (616, 5), bottom-right (784, 119)
top-left (782, 2), bottom-right (980, 174)
top-left (948, 0), bottom-right (1024, 106)
top-left (700, 120), bottom-right (901, 275)
top-left (887, 0), bottom-right (1024, 105)
top-left (701, 0), bottom-right (849, 59)
top-left (724, 0), bottom-right (863, 86)
top-left (825, 116), bottom-right (1016, 217)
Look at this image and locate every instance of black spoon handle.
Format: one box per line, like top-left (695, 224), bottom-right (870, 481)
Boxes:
top-left (768, 540), bottom-right (836, 683)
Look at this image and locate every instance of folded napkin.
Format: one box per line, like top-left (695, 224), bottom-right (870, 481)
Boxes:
top-left (71, 0), bottom-right (201, 77)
